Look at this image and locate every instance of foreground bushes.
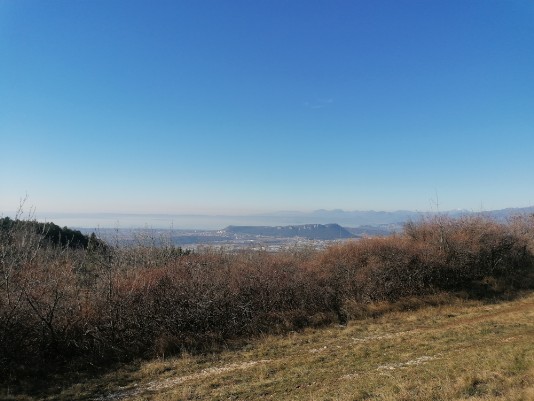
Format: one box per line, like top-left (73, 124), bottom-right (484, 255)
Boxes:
top-left (1, 215), bottom-right (534, 380)
top-left (321, 216), bottom-right (533, 304)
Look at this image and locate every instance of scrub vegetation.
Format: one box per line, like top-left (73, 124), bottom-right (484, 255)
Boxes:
top-left (1, 210), bottom-right (534, 399)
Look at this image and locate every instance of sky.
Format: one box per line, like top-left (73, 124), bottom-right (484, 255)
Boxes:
top-left (1, 0), bottom-right (534, 224)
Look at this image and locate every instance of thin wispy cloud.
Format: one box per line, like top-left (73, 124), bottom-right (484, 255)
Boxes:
top-left (304, 98), bottom-right (334, 109)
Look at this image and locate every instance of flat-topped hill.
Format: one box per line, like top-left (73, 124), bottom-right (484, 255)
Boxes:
top-left (224, 223), bottom-right (354, 240)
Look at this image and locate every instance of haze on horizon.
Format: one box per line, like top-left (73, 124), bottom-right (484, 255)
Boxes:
top-left (2, 1), bottom-right (534, 219)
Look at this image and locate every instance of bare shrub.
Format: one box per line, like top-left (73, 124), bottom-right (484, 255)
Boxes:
top-left (405, 216), bottom-right (534, 292)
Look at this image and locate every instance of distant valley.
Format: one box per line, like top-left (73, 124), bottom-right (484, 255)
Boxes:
top-left (68, 205), bottom-right (534, 250)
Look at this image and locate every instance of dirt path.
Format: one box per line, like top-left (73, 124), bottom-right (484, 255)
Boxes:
top-left (93, 360), bottom-right (271, 401)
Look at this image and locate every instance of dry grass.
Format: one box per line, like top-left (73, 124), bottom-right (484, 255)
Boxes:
top-left (9, 291), bottom-right (534, 401)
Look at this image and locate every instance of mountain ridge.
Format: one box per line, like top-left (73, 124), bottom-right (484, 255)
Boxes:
top-left (224, 223), bottom-right (354, 240)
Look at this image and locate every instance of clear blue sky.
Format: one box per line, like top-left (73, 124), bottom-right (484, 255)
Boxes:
top-left (1, 0), bottom-right (534, 217)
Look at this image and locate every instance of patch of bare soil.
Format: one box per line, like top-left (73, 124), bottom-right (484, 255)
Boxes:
top-left (93, 360), bottom-right (271, 400)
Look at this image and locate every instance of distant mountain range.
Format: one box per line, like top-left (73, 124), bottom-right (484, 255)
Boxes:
top-left (222, 207), bottom-right (534, 240)
top-left (29, 206), bottom-right (534, 231)
top-left (256, 206), bottom-right (534, 227)
top-left (71, 206), bottom-right (534, 246)
top-left (224, 224), bottom-right (354, 240)
top-left (480, 206), bottom-right (534, 221)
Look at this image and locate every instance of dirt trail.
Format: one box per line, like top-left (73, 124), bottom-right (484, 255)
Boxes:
top-left (437, 295), bottom-right (534, 329)
top-left (350, 295), bottom-right (534, 343)
top-left (93, 360), bottom-right (270, 401)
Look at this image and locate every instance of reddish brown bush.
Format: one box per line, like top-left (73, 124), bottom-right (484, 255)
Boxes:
top-left (405, 216), bottom-right (534, 290)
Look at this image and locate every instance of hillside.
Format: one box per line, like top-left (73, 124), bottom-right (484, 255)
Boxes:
top-left (0, 216), bottom-right (94, 249)
top-left (20, 292), bottom-right (534, 400)
top-left (2, 214), bottom-right (534, 400)
top-left (224, 223), bottom-right (354, 240)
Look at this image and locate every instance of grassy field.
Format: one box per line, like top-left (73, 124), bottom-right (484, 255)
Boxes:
top-left (8, 291), bottom-right (534, 401)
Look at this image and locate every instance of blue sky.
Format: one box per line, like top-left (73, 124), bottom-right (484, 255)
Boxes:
top-left (1, 0), bottom-right (534, 219)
